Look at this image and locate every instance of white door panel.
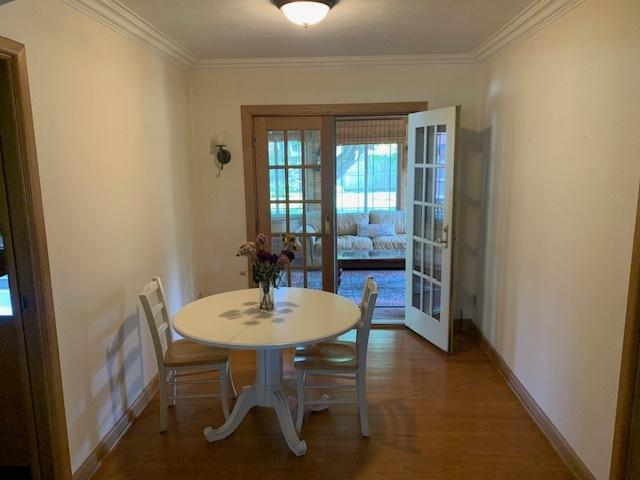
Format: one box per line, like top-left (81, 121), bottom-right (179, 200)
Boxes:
top-left (405, 107), bottom-right (458, 352)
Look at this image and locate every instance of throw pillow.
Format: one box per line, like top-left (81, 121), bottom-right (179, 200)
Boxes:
top-left (357, 223), bottom-right (396, 238)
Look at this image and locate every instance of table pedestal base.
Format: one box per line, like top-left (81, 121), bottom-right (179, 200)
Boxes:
top-left (203, 348), bottom-right (307, 456)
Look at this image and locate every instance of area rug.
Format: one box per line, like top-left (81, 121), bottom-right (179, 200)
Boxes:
top-left (291, 269), bottom-right (405, 307)
top-left (338, 270), bottom-right (405, 307)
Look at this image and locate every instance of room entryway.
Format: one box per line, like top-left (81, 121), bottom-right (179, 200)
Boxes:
top-left (244, 103), bottom-right (461, 351)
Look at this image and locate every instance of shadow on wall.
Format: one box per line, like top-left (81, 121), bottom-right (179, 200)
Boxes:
top-left (106, 308), bottom-right (144, 427)
top-left (474, 114), bottom-right (518, 348)
top-left (70, 290), bottom-right (146, 468)
top-left (453, 127), bottom-right (491, 327)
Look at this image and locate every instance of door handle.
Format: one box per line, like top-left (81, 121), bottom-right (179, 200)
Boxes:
top-left (323, 216), bottom-right (331, 236)
top-left (435, 225), bottom-right (449, 249)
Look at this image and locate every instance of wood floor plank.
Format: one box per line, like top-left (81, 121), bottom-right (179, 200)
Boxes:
top-left (90, 329), bottom-right (573, 480)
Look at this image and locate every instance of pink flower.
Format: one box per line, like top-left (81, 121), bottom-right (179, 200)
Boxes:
top-left (277, 254), bottom-right (290, 268)
top-left (256, 233), bottom-right (268, 248)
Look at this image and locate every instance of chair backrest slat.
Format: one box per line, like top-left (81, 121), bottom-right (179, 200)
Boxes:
top-left (139, 277), bottom-right (172, 374)
top-left (356, 277), bottom-right (379, 371)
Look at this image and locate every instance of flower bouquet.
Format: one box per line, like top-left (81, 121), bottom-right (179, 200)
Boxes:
top-left (237, 233), bottom-right (298, 311)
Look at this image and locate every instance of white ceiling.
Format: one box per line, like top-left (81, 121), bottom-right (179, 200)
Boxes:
top-left (119, 0), bottom-right (535, 59)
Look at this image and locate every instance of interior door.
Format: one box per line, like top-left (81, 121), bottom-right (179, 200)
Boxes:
top-left (405, 107), bottom-right (459, 352)
top-left (254, 116), bottom-right (336, 292)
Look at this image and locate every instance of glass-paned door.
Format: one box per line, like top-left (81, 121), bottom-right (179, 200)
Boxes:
top-left (255, 116), bottom-right (335, 292)
top-left (405, 107), bottom-right (458, 352)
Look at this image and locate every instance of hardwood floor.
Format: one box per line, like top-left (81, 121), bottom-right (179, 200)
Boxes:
top-left (91, 329), bottom-right (573, 480)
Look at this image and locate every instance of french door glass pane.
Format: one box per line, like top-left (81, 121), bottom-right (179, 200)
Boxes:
top-left (435, 167), bottom-right (445, 204)
top-left (421, 280), bottom-right (431, 315)
top-left (412, 275), bottom-right (421, 308)
top-left (412, 240), bottom-right (421, 274)
top-left (434, 246), bottom-right (443, 282)
top-left (304, 130), bottom-right (321, 165)
top-left (288, 168), bottom-right (303, 201)
top-left (426, 126), bottom-right (435, 164)
top-left (270, 205), bottom-right (286, 233)
top-left (434, 207), bottom-right (444, 241)
top-left (413, 204), bottom-right (423, 238)
top-left (268, 131), bottom-right (285, 166)
top-left (436, 125), bottom-right (447, 164)
top-left (423, 245), bottom-right (432, 277)
top-left (424, 206), bottom-right (433, 241)
top-left (415, 127), bottom-right (425, 164)
top-left (432, 284), bottom-right (441, 320)
top-left (288, 131), bottom-right (302, 165)
top-left (304, 203), bottom-right (322, 234)
top-left (414, 168), bottom-right (423, 202)
top-left (426, 168), bottom-right (434, 203)
top-left (305, 167), bottom-right (322, 201)
top-left (269, 169), bottom-right (286, 201)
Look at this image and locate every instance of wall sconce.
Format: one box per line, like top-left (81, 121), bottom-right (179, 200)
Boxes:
top-left (210, 131), bottom-right (231, 170)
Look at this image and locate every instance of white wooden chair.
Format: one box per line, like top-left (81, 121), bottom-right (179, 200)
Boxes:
top-left (294, 277), bottom-right (378, 436)
top-left (139, 277), bottom-right (237, 432)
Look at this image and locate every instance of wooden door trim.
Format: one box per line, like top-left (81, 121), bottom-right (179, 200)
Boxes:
top-left (0, 36), bottom-right (71, 479)
top-left (241, 102), bottom-right (428, 267)
top-left (610, 185), bottom-right (640, 479)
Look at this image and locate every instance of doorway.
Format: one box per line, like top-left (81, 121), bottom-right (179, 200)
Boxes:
top-left (0, 36), bottom-right (70, 479)
top-left (243, 103), bottom-right (462, 352)
top-left (333, 117), bottom-right (408, 323)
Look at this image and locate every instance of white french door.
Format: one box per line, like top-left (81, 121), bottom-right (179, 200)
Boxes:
top-left (405, 107), bottom-right (458, 352)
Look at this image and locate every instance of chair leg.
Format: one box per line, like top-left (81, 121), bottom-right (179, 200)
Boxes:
top-left (169, 370), bottom-right (177, 407)
top-left (296, 369), bottom-right (305, 433)
top-left (159, 375), bottom-right (169, 433)
top-left (357, 371), bottom-right (369, 437)
top-left (227, 362), bottom-right (237, 399)
top-left (220, 365), bottom-right (231, 420)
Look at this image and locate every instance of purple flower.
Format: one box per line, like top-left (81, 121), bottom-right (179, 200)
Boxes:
top-left (257, 250), bottom-right (272, 262)
top-left (283, 249), bottom-right (295, 261)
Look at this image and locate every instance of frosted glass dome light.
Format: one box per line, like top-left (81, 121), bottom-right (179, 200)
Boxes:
top-left (274, 1), bottom-right (337, 27)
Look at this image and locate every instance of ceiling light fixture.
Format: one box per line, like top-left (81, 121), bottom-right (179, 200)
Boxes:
top-left (273, 0), bottom-right (338, 27)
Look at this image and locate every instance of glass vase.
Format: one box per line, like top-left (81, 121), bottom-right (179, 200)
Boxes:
top-left (258, 281), bottom-right (275, 311)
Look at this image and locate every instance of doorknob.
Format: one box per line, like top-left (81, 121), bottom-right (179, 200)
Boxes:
top-left (435, 225), bottom-right (449, 249)
top-left (323, 216), bottom-right (331, 235)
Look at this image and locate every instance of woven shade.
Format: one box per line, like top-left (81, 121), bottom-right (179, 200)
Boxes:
top-left (336, 118), bottom-right (407, 145)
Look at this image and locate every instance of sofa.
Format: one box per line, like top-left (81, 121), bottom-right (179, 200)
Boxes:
top-left (276, 209), bottom-right (407, 256)
top-left (331, 210), bottom-right (406, 254)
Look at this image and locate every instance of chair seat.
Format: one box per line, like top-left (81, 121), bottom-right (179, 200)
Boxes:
top-left (294, 340), bottom-right (358, 371)
top-left (164, 339), bottom-right (229, 367)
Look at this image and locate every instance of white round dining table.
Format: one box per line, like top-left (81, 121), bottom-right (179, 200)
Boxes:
top-left (172, 287), bottom-right (361, 456)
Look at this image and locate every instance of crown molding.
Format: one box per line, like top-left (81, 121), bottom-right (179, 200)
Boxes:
top-left (194, 53), bottom-right (478, 70)
top-left (473, 0), bottom-right (586, 61)
top-left (60, 0), bottom-right (586, 70)
top-left (60, 0), bottom-right (197, 67)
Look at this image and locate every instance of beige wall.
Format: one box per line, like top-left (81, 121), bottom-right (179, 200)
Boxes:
top-left (188, 64), bottom-right (485, 312)
top-left (479, 1), bottom-right (640, 478)
top-left (0, 0), bottom-right (195, 472)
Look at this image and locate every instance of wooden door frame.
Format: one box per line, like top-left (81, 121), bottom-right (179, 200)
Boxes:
top-left (0, 36), bottom-right (71, 479)
top-left (610, 185), bottom-right (640, 479)
top-left (241, 102), bottom-right (428, 289)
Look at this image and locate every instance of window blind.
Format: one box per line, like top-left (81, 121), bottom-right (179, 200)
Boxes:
top-left (336, 118), bottom-right (407, 145)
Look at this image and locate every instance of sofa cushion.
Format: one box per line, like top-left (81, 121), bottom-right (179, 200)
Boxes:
top-left (313, 235), bottom-right (374, 255)
top-left (369, 210), bottom-right (406, 234)
top-left (372, 234), bottom-right (406, 250)
top-left (336, 212), bottom-right (368, 236)
top-left (338, 235), bottom-right (374, 252)
top-left (356, 222), bottom-right (395, 238)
